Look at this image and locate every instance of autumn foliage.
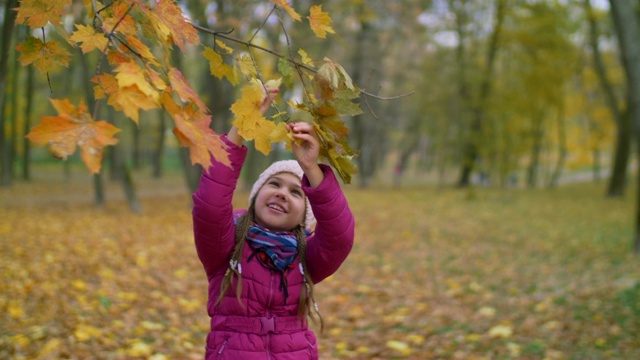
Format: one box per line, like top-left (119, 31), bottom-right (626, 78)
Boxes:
top-left (15, 0), bottom-right (359, 182)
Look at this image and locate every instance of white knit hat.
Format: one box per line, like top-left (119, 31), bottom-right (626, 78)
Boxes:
top-left (248, 160), bottom-right (316, 228)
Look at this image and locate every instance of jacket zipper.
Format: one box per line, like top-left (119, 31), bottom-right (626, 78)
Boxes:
top-left (218, 339), bottom-right (228, 355)
top-left (265, 272), bottom-right (274, 360)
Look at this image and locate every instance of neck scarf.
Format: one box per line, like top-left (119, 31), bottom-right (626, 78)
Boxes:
top-left (246, 223), bottom-right (299, 304)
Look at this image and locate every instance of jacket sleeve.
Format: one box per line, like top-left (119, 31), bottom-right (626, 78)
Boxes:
top-left (302, 165), bottom-right (355, 284)
top-left (192, 135), bottom-right (247, 278)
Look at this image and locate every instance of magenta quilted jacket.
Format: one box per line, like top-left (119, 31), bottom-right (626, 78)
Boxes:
top-left (192, 136), bottom-right (355, 360)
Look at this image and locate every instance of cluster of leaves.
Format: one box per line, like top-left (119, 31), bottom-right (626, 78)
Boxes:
top-left (2, 177), bottom-right (640, 359)
top-left (16, 0), bottom-right (361, 182)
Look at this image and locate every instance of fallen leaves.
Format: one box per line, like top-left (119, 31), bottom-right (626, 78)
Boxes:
top-left (1, 178), bottom-right (639, 359)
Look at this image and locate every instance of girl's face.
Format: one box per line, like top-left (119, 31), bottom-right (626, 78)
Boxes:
top-left (253, 172), bottom-right (306, 232)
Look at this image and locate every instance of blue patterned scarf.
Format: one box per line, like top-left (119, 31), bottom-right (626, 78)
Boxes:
top-left (245, 223), bottom-right (300, 304)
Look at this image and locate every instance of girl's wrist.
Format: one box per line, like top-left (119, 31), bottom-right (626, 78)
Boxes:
top-left (303, 163), bottom-right (324, 188)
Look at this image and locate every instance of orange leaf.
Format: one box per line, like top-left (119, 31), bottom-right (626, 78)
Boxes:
top-left (125, 35), bottom-right (159, 66)
top-left (69, 24), bottom-right (109, 53)
top-left (143, 0), bottom-right (199, 51)
top-left (270, 0), bottom-right (301, 21)
top-left (16, 37), bottom-right (70, 74)
top-left (161, 93), bottom-right (229, 168)
top-left (307, 5), bottom-right (335, 39)
top-left (14, 0), bottom-right (70, 29)
top-left (168, 68), bottom-right (207, 111)
top-left (101, 2), bottom-right (137, 36)
top-left (92, 73), bottom-right (119, 101)
top-left (26, 99), bottom-right (120, 174)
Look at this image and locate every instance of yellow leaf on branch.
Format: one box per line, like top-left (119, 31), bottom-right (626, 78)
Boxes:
top-left (69, 24), bottom-right (109, 53)
top-left (15, 0), bottom-right (69, 29)
top-left (271, 0), bottom-right (302, 21)
top-left (231, 82), bottom-right (280, 155)
top-left (16, 37), bottom-right (70, 74)
top-left (203, 47), bottom-right (238, 85)
top-left (307, 5), bottom-right (335, 39)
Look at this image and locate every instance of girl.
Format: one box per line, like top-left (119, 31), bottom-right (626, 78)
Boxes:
top-left (192, 89), bottom-right (355, 359)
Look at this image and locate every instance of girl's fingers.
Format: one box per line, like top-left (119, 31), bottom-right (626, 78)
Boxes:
top-left (288, 122), bottom-right (314, 134)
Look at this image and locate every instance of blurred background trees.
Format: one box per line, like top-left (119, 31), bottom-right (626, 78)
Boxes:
top-left (0, 0), bottom-right (636, 197)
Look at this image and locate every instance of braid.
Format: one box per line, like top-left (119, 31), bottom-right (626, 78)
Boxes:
top-left (295, 225), bottom-right (324, 333)
top-left (215, 207), bottom-right (254, 307)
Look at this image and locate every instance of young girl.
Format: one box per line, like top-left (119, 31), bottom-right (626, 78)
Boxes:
top-left (192, 90), bottom-right (355, 359)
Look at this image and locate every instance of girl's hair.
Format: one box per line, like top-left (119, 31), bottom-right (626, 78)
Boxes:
top-left (215, 202), bottom-right (324, 331)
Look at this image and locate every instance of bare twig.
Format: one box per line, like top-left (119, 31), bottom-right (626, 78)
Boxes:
top-left (189, 21), bottom-right (316, 74)
top-left (360, 90), bottom-right (415, 100)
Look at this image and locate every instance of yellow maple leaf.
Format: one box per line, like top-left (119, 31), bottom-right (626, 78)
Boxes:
top-left (237, 53), bottom-right (257, 77)
top-left (114, 61), bottom-right (158, 100)
top-left (271, 0), bottom-right (302, 21)
top-left (16, 37), bottom-right (70, 74)
top-left (202, 47), bottom-right (238, 85)
top-left (111, 86), bottom-right (159, 123)
top-left (269, 122), bottom-right (290, 144)
top-left (69, 24), bottom-right (109, 53)
top-left (144, 0), bottom-right (199, 51)
top-left (215, 39), bottom-right (234, 54)
top-left (15, 0), bottom-right (70, 29)
top-left (298, 49), bottom-right (314, 67)
top-left (230, 83), bottom-right (277, 155)
top-left (307, 5), bottom-right (335, 39)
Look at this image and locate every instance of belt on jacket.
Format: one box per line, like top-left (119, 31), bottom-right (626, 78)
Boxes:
top-left (211, 315), bottom-right (307, 335)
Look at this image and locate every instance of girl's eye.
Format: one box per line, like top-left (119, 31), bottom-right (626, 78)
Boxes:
top-left (291, 189), bottom-right (303, 197)
top-left (268, 180), bottom-right (280, 187)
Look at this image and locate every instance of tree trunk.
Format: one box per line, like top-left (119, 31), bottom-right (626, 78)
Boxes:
top-left (548, 109), bottom-right (567, 188)
top-left (586, 0), bottom-right (630, 197)
top-left (0, 0), bottom-right (18, 187)
top-left (151, 111), bottom-right (166, 178)
top-left (132, 121), bottom-right (141, 169)
top-left (22, 63), bottom-right (34, 180)
top-left (527, 112), bottom-right (544, 188)
top-left (179, 147), bottom-right (201, 194)
top-left (609, 0), bottom-right (640, 253)
top-left (348, 2), bottom-right (384, 188)
top-left (8, 29), bottom-right (24, 184)
top-left (607, 112), bottom-right (632, 195)
top-left (458, 0), bottom-right (506, 187)
top-left (93, 173), bottom-right (105, 206)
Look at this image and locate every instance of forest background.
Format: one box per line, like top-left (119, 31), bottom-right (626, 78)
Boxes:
top-left (1, 0), bottom-right (640, 359)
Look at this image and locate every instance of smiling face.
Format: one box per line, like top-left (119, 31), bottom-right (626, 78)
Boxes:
top-left (253, 172), bottom-right (306, 232)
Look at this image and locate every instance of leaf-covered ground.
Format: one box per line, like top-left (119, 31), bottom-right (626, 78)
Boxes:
top-left (1, 172), bottom-right (639, 359)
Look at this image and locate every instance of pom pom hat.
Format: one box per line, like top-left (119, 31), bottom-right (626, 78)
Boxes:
top-left (248, 160), bottom-right (316, 228)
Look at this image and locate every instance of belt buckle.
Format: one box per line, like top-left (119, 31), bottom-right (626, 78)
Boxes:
top-left (260, 317), bottom-right (275, 334)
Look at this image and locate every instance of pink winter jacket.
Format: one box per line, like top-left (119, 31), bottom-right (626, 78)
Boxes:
top-left (192, 136), bottom-right (355, 360)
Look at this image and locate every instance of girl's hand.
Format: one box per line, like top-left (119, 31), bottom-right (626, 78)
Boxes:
top-left (260, 87), bottom-right (279, 114)
top-left (289, 122), bottom-right (324, 187)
